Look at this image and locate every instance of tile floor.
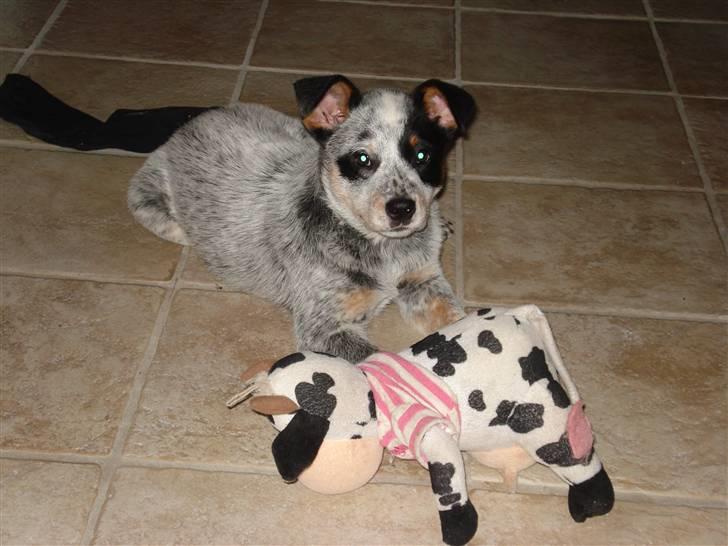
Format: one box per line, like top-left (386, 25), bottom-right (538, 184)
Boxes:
top-left (1, 0), bottom-right (727, 544)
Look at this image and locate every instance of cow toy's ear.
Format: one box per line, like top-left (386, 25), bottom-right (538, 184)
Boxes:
top-left (249, 395), bottom-right (300, 415)
top-left (293, 74), bottom-right (361, 142)
top-left (412, 79), bottom-right (476, 137)
top-left (239, 359), bottom-right (275, 382)
top-left (272, 411), bottom-right (330, 482)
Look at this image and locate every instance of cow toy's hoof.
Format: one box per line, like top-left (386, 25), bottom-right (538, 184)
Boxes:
top-left (439, 500), bottom-right (478, 546)
top-left (568, 467), bottom-right (615, 523)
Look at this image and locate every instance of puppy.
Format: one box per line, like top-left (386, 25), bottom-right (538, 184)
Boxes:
top-left (128, 75), bottom-right (476, 363)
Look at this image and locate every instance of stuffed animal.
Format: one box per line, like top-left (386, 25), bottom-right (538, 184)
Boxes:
top-left (229, 305), bottom-right (614, 545)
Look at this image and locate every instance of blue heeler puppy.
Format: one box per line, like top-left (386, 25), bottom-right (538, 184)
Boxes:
top-left (128, 75), bottom-right (476, 363)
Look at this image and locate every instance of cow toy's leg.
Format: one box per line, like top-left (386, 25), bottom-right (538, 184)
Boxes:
top-left (420, 426), bottom-right (478, 546)
top-left (520, 436), bottom-right (614, 522)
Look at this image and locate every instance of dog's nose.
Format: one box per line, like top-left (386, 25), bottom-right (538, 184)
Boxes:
top-left (385, 197), bottom-right (416, 225)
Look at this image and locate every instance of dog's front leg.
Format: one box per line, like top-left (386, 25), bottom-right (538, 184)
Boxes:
top-left (397, 265), bottom-right (464, 334)
top-left (293, 289), bottom-right (379, 363)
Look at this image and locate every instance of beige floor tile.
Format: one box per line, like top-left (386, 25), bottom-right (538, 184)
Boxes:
top-left (41, 0), bottom-right (262, 64)
top-left (463, 86), bottom-right (700, 187)
top-left (0, 0), bottom-right (56, 48)
top-left (651, 0), bottom-right (728, 21)
top-left (0, 277), bottom-right (164, 454)
top-left (658, 23), bottom-right (728, 96)
top-left (124, 289), bottom-right (295, 465)
top-left (462, 13), bottom-right (666, 90)
top-left (93, 468), bottom-right (445, 545)
top-left (684, 98), bottom-right (728, 192)
top-left (462, 181), bottom-right (727, 314)
top-left (0, 149), bottom-right (182, 281)
top-left (92, 467), bottom-right (727, 545)
top-left (717, 195), bottom-right (728, 227)
top-left (474, 313), bottom-right (727, 502)
top-left (369, 0), bottom-right (453, 4)
top-left (0, 460), bottom-right (100, 545)
top-left (468, 489), bottom-right (728, 545)
top-left (462, 0), bottom-right (645, 15)
top-left (1, 54), bottom-right (238, 142)
top-left (0, 51), bottom-right (20, 78)
top-left (251, 0), bottom-right (454, 79)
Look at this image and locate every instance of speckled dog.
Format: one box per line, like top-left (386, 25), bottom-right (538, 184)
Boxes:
top-left (128, 75), bottom-right (476, 362)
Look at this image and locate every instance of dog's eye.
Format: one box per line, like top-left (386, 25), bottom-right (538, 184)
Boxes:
top-left (355, 151), bottom-right (371, 167)
top-left (415, 150), bottom-right (430, 165)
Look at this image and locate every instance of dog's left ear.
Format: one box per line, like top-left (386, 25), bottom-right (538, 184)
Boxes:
top-left (294, 75), bottom-right (361, 142)
top-left (412, 80), bottom-right (476, 137)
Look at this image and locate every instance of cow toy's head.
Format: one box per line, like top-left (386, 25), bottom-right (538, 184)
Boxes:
top-left (233, 351), bottom-right (384, 494)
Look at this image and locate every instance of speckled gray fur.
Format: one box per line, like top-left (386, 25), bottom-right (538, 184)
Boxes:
top-left (128, 79), bottom-right (473, 362)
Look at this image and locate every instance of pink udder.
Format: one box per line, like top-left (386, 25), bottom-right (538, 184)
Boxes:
top-left (567, 401), bottom-right (593, 459)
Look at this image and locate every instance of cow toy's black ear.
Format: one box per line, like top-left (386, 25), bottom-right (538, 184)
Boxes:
top-left (412, 79), bottom-right (476, 138)
top-left (293, 74), bottom-right (361, 142)
top-left (272, 410), bottom-right (330, 482)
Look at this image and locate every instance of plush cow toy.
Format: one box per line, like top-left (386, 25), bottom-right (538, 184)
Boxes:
top-left (230, 305), bottom-right (614, 545)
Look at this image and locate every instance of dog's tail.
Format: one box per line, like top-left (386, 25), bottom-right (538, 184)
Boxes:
top-left (0, 74), bottom-right (214, 153)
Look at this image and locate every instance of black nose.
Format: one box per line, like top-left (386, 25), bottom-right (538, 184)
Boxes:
top-left (385, 197), bottom-right (416, 225)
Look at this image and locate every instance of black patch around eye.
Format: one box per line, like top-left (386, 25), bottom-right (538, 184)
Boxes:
top-left (337, 152), bottom-right (379, 181)
top-left (399, 111), bottom-right (452, 187)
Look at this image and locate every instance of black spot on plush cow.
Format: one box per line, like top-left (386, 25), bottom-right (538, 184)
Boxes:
top-left (230, 305), bottom-right (614, 546)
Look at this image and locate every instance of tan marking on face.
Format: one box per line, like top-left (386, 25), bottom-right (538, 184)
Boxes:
top-left (329, 171), bottom-right (355, 213)
top-left (340, 288), bottom-right (380, 323)
top-left (409, 133), bottom-right (419, 147)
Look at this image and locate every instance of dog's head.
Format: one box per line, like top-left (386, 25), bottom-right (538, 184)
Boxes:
top-left (294, 75), bottom-right (476, 239)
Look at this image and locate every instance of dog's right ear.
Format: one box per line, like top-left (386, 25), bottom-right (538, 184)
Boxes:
top-left (294, 75), bottom-right (361, 142)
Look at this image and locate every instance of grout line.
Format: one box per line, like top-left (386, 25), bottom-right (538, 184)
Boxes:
top-left (462, 174), bottom-right (706, 193)
top-left (247, 64), bottom-right (426, 83)
top-left (10, 0), bottom-right (68, 73)
top-left (0, 139), bottom-right (147, 157)
top-left (79, 247), bottom-right (191, 546)
top-left (3, 450), bottom-right (725, 511)
top-left (0, 269), bottom-right (175, 289)
top-left (317, 0), bottom-right (452, 9)
top-left (463, 299), bottom-right (728, 324)
top-left (643, 0), bottom-right (728, 254)
top-left (0, 450), bottom-right (107, 466)
top-left (681, 93), bottom-right (728, 101)
top-left (460, 6), bottom-right (648, 21)
top-left (228, 0), bottom-right (270, 106)
top-left (0, 47), bottom-right (26, 54)
top-left (460, 78), bottom-right (674, 97)
top-left (654, 17), bottom-right (728, 25)
top-left (32, 48), bottom-right (240, 70)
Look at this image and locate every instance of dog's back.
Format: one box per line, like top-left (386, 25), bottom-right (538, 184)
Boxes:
top-left (129, 103), bottom-right (319, 301)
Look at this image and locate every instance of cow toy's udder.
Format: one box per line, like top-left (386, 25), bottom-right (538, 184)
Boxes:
top-left (470, 446), bottom-right (535, 492)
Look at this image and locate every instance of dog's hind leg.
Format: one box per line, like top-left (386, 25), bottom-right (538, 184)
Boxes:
top-left (128, 152), bottom-right (189, 245)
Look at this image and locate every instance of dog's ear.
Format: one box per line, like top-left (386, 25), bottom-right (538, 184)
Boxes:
top-left (294, 75), bottom-right (361, 142)
top-left (271, 410), bottom-right (330, 482)
top-left (412, 79), bottom-right (476, 137)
